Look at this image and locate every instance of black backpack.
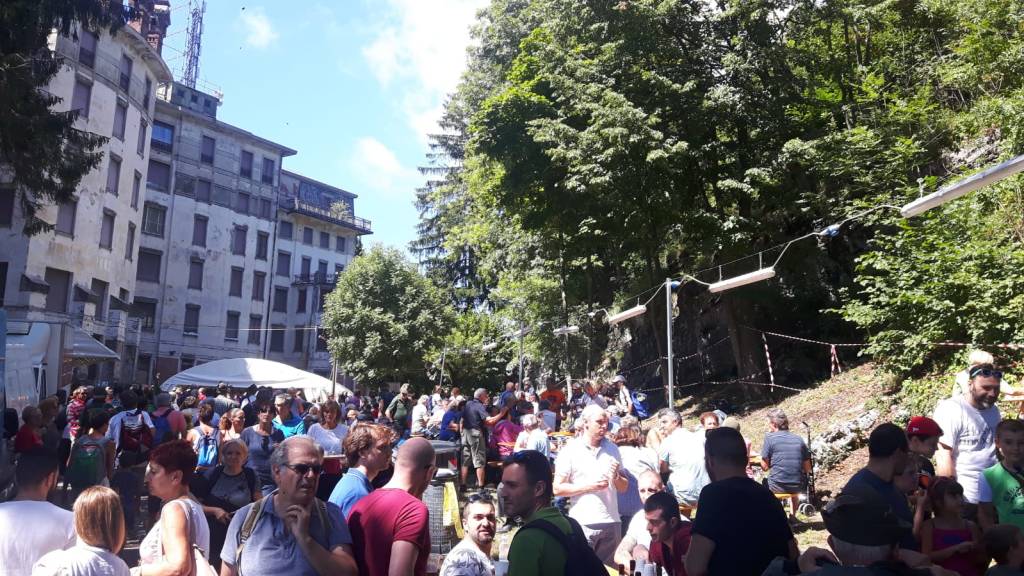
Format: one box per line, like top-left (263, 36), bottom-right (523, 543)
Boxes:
top-left (517, 515), bottom-right (607, 576)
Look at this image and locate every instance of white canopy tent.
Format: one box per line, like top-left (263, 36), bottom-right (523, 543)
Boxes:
top-left (159, 358), bottom-right (350, 399)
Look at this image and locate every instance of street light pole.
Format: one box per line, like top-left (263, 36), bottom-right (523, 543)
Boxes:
top-left (518, 320), bottom-right (525, 387)
top-left (665, 278), bottom-right (675, 409)
top-left (437, 346), bottom-right (447, 390)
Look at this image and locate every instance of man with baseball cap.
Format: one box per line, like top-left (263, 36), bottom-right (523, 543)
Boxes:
top-left (613, 375), bottom-right (633, 416)
top-left (906, 416), bottom-right (942, 480)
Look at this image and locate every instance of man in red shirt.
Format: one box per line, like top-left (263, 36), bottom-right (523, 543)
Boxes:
top-left (538, 377), bottom-right (566, 424)
top-left (14, 405), bottom-right (44, 453)
top-left (348, 437), bottom-right (436, 576)
top-left (645, 491), bottom-right (692, 576)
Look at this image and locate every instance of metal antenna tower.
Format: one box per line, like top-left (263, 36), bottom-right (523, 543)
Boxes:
top-left (181, 0), bottom-right (206, 88)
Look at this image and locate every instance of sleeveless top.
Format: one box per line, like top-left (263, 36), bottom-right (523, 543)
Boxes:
top-left (139, 498), bottom-right (211, 566)
top-left (931, 525), bottom-right (981, 576)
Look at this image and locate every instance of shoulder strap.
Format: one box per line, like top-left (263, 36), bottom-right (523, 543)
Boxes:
top-left (236, 496), bottom-right (267, 570)
top-left (314, 498), bottom-right (330, 535)
top-left (207, 466), bottom-right (223, 489)
top-left (244, 467), bottom-right (257, 495)
top-left (519, 518), bottom-right (574, 552)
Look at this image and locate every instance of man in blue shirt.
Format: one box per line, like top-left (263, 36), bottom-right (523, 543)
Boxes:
top-left (329, 423), bottom-right (394, 518)
top-left (843, 422), bottom-right (917, 550)
top-left (272, 394), bottom-right (306, 438)
top-left (220, 436), bottom-right (357, 576)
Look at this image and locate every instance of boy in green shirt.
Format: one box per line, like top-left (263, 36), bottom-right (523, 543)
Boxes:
top-left (980, 419), bottom-right (1024, 531)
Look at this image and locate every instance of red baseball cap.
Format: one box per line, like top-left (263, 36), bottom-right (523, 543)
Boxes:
top-left (906, 416), bottom-right (942, 438)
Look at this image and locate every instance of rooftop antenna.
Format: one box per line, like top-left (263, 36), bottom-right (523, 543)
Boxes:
top-left (181, 0), bottom-right (206, 88)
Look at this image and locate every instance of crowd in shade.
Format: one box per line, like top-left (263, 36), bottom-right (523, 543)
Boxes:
top-left (1, 350), bottom-right (1023, 575)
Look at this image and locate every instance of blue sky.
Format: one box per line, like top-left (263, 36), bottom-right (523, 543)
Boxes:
top-left (162, 0), bottom-right (488, 254)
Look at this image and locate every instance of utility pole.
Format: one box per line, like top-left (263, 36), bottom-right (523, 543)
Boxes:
top-left (665, 278), bottom-right (676, 409)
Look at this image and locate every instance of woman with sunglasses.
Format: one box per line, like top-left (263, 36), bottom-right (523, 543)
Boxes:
top-left (240, 400), bottom-right (285, 496)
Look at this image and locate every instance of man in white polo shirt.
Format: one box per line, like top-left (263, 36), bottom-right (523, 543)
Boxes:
top-left (553, 404), bottom-right (627, 564)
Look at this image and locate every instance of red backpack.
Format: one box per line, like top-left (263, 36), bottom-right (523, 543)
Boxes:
top-left (117, 410), bottom-right (153, 467)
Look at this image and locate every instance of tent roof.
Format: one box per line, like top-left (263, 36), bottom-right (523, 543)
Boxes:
top-left (69, 327), bottom-right (118, 363)
top-left (159, 358), bottom-right (349, 398)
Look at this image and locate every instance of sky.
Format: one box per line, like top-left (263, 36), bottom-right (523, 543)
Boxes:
top-left (161, 0), bottom-right (489, 254)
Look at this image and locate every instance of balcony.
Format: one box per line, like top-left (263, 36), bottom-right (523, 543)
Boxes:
top-left (280, 197), bottom-right (372, 234)
top-left (292, 272), bottom-right (337, 287)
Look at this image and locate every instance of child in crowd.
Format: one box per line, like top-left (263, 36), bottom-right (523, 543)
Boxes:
top-left (907, 416), bottom-right (942, 479)
top-left (981, 419), bottom-right (1024, 533)
top-left (984, 524), bottom-right (1024, 576)
top-left (921, 478), bottom-right (985, 576)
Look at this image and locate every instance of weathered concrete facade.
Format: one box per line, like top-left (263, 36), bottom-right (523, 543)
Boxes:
top-left (1, 17), bottom-right (172, 388)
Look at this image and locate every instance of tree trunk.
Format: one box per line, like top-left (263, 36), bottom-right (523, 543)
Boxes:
top-left (721, 293), bottom-right (770, 402)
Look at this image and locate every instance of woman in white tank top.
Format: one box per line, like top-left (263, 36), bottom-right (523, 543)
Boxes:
top-left (134, 441), bottom-right (211, 575)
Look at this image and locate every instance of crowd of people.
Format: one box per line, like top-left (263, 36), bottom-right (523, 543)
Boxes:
top-left (1, 350), bottom-right (1023, 575)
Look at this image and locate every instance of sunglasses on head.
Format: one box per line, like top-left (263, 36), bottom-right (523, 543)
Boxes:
top-left (283, 463), bottom-right (322, 476)
top-left (970, 366), bottom-right (1003, 380)
top-left (467, 491), bottom-right (492, 504)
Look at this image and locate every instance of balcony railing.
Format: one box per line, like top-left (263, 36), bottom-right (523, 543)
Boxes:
top-left (280, 197), bottom-right (372, 234)
top-left (292, 272), bottom-right (338, 287)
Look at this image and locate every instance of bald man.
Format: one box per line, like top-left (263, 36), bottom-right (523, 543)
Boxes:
top-left (348, 437), bottom-right (436, 576)
top-left (614, 469), bottom-right (670, 567)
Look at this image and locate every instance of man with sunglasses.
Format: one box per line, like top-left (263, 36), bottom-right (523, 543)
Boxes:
top-left (220, 436), bottom-right (358, 576)
top-left (934, 362), bottom-right (1003, 510)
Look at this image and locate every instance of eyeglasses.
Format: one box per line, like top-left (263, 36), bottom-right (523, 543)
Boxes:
top-left (468, 491), bottom-right (493, 504)
top-left (282, 463), bottom-right (322, 477)
top-left (970, 367), bottom-right (1003, 380)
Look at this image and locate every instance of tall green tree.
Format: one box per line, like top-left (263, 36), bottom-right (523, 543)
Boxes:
top-left (321, 246), bottom-right (454, 387)
top-left (1, 0), bottom-right (128, 234)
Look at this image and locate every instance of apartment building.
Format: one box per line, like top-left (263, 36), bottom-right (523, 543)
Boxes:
top-left (0, 5), bottom-right (172, 389)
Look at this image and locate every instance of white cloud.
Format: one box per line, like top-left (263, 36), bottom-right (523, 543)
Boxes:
top-left (361, 0), bottom-right (488, 141)
top-left (240, 7), bottom-right (279, 49)
top-left (349, 137), bottom-right (420, 197)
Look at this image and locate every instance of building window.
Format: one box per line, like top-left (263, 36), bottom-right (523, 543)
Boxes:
top-left (240, 150), bottom-right (253, 178)
top-left (141, 202), bottom-right (166, 237)
top-left (279, 221), bottom-right (293, 239)
top-left (188, 258), bottom-right (204, 290)
top-left (296, 287), bottom-right (307, 313)
top-left (180, 354), bottom-right (195, 371)
top-left (136, 249), bottom-right (162, 283)
top-left (300, 257), bottom-right (311, 277)
top-left (261, 158), bottom-right (275, 185)
top-left (248, 315), bottom-right (262, 345)
top-left (133, 299), bottom-right (157, 332)
top-left (44, 267), bottom-right (71, 313)
top-left (252, 271), bottom-right (266, 301)
top-left (0, 262), bottom-right (6, 307)
top-left (236, 192), bottom-right (250, 216)
top-left (113, 101), bottom-right (127, 140)
top-left (335, 263), bottom-right (344, 275)
top-left (317, 260), bottom-right (328, 277)
top-left (302, 227), bottom-right (313, 245)
top-left (184, 304), bottom-right (200, 336)
top-left (143, 76), bottom-right (152, 110)
top-left (335, 236), bottom-right (346, 253)
top-left (151, 121), bottom-right (174, 153)
top-left (273, 287), bottom-right (288, 312)
top-left (192, 179), bottom-right (210, 203)
top-left (201, 136), bottom-right (215, 164)
top-left (72, 79), bottom-right (91, 119)
top-left (269, 325), bottom-right (285, 352)
top-left (213, 185), bottom-right (231, 207)
top-left (125, 223), bottom-right (135, 260)
top-left (106, 155), bottom-right (121, 195)
top-left (99, 210), bottom-right (114, 250)
top-left (90, 279), bottom-right (108, 319)
top-left (259, 198), bottom-right (272, 219)
top-left (316, 332), bottom-right (328, 352)
top-left (232, 225), bottom-right (247, 256)
top-left (276, 251), bottom-right (291, 277)
top-left (256, 232), bottom-right (268, 260)
top-left (118, 54), bottom-right (132, 92)
top-left (192, 215), bottom-right (207, 247)
top-left (229, 267), bottom-right (243, 297)
top-left (319, 231), bottom-right (330, 249)
top-left (137, 119), bottom-right (147, 156)
top-left (56, 201), bottom-right (77, 237)
top-left (146, 159), bottom-right (170, 191)
top-left (225, 311), bottom-right (240, 341)
top-left (79, 29), bottom-right (97, 67)
top-left (0, 188), bottom-right (14, 227)
top-left (131, 171), bottom-right (141, 209)
top-left (138, 352), bottom-right (152, 372)
top-left (293, 327), bottom-right (305, 352)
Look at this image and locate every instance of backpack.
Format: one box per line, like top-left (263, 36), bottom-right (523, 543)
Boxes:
top-left (195, 427), bottom-right (220, 469)
top-left (236, 495), bottom-right (329, 571)
top-left (151, 408), bottom-right (174, 446)
top-left (518, 516), bottom-right (607, 576)
top-left (117, 410), bottom-right (153, 467)
top-left (67, 439), bottom-right (105, 489)
top-left (631, 389), bottom-right (649, 419)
